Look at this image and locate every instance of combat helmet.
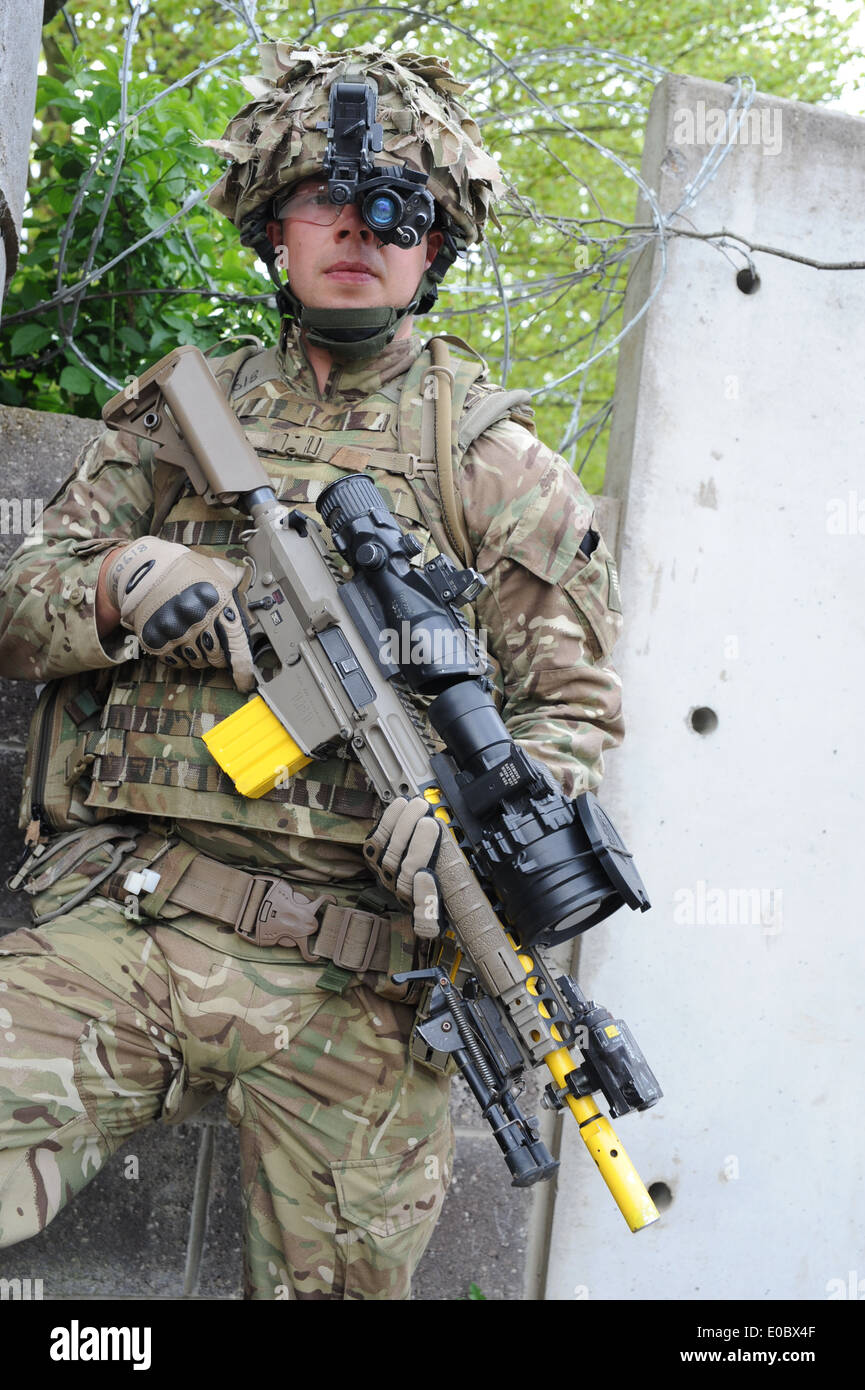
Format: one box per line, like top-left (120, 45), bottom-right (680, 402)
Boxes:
top-left (206, 42), bottom-right (508, 361)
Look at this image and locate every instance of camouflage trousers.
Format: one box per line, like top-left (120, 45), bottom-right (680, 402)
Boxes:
top-left (0, 864), bottom-right (453, 1300)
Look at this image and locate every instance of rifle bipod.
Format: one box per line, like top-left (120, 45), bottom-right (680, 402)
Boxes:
top-left (394, 966), bottom-right (558, 1186)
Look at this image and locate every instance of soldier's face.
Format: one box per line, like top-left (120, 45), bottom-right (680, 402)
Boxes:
top-left (265, 175), bottom-right (444, 314)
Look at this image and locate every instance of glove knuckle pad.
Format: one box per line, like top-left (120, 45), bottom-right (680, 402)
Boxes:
top-left (141, 581), bottom-right (220, 647)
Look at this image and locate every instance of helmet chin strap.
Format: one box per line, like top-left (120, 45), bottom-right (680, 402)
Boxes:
top-left (268, 266), bottom-right (436, 364)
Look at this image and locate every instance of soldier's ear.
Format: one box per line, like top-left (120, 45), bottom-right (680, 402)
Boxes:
top-left (425, 229), bottom-right (445, 269)
top-left (265, 219), bottom-right (283, 251)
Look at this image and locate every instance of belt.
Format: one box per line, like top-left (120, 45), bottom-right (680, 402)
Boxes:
top-left (103, 832), bottom-right (394, 974)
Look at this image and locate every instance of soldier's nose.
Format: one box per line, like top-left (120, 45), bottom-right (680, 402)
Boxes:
top-left (335, 207), bottom-right (373, 240)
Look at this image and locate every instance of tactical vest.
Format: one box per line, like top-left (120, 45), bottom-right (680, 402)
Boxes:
top-left (70, 336), bottom-right (536, 846)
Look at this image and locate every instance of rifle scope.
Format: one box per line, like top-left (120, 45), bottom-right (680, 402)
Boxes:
top-left (317, 474), bottom-right (651, 948)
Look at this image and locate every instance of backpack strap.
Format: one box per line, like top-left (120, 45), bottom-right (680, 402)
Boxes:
top-left (429, 331), bottom-right (488, 367)
top-left (458, 386), bottom-right (535, 454)
top-left (397, 336), bottom-right (537, 572)
top-left (425, 337), bottom-right (471, 569)
top-left (397, 339), bottom-right (475, 572)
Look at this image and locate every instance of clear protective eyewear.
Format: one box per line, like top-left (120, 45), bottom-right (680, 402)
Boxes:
top-left (274, 182), bottom-right (346, 226)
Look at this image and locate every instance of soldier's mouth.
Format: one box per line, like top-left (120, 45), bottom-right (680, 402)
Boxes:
top-left (326, 261), bottom-right (378, 281)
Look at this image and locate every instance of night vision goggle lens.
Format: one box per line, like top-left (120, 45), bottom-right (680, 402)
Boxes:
top-left (363, 192), bottom-right (401, 230)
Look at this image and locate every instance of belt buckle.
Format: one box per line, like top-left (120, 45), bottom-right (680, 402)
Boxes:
top-left (234, 875), bottom-right (335, 956)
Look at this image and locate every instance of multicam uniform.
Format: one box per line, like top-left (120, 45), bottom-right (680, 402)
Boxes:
top-left (0, 320), bottom-right (625, 1299)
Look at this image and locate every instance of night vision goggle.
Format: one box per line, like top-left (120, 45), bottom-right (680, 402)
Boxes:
top-left (275, 75), bottom-right (437, 249)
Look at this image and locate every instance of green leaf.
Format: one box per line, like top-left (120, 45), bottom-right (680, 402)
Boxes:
top-left (59, 365), bottom-right (92, 395)
top-left (42, 187), bottom-right (76, 215)
top-left (117, 326), bottom-right (148, 353)
top-left (89, 83), bottom-right (122, 123)
top-left (37, 92), bottom-right (91, 114)
top-left (0, 378), bottom-right (24, 406)
top-left (141, 206), bottom-right (167, 232)
top-left (161, 309), bottom-right (194, 332)
top-left (148, 326), bottom-right (176, 351)
top-left (37, 76), bottom-right (72, 103)
top-left (9, 323), bottom-right (54, 357)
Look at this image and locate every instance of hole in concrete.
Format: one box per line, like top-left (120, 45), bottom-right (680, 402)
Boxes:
top-left (690, 706), bottom-right (718, 734)
top-left (649, 1181), bottom-right (674, 1211)
top-left (736, 266), bottom-right (760, 295)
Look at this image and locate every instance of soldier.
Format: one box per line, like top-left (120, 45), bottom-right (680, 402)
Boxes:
top-left (0, 44), bottom-right (625, 1300)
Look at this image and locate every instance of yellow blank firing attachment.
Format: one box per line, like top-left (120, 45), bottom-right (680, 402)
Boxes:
top-left (515, 941), bottom-right (660, 1232)
top-left (201, 695), bottom-right (312, 798)
top-left (545, 1048), bottom-right (660, 1232)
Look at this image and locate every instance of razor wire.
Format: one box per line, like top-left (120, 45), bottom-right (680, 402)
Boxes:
top-left (4, 0), bottom-right (770, 478)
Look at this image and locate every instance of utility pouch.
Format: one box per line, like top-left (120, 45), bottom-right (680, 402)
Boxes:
top-left (17, 669), bottom-right (117, 844)
top-left (7, 822), bottom-right (141, 926)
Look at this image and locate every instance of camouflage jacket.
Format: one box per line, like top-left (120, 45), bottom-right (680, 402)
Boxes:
top-left (0, 325), bottom-right (625, 883)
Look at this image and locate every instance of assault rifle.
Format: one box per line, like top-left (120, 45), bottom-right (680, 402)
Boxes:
top-left (103, 346), bottom-right (663, 1231)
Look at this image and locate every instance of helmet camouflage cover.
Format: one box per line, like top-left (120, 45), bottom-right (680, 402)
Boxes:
top-left (205, 41), bottom-right (509, 251)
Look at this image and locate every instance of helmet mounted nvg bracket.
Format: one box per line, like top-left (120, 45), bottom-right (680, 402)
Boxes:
top-left (245, 72), bottom-right (462, 363)
top-left (317, 77), bottom-right (437, 249)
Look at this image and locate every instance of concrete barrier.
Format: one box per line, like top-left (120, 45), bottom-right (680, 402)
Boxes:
top-left (544, 73), bottom-right (865, 1301)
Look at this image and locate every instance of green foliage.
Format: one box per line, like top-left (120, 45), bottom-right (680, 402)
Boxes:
top-left (467, 1281), bottom-right (488, 1299)
top-left (2, 0), bottom-right (858, 489)
top-left (1, 25), bottom-right (267, 417)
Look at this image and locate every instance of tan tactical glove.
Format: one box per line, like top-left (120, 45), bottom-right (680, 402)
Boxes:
top-left (363, 796), bottom-right (444, 939)
top-left (105, 537), bottom-right (256, 692)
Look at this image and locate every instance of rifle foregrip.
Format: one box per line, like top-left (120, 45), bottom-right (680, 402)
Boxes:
top-left (434, 828), bottom-right (525, 998)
